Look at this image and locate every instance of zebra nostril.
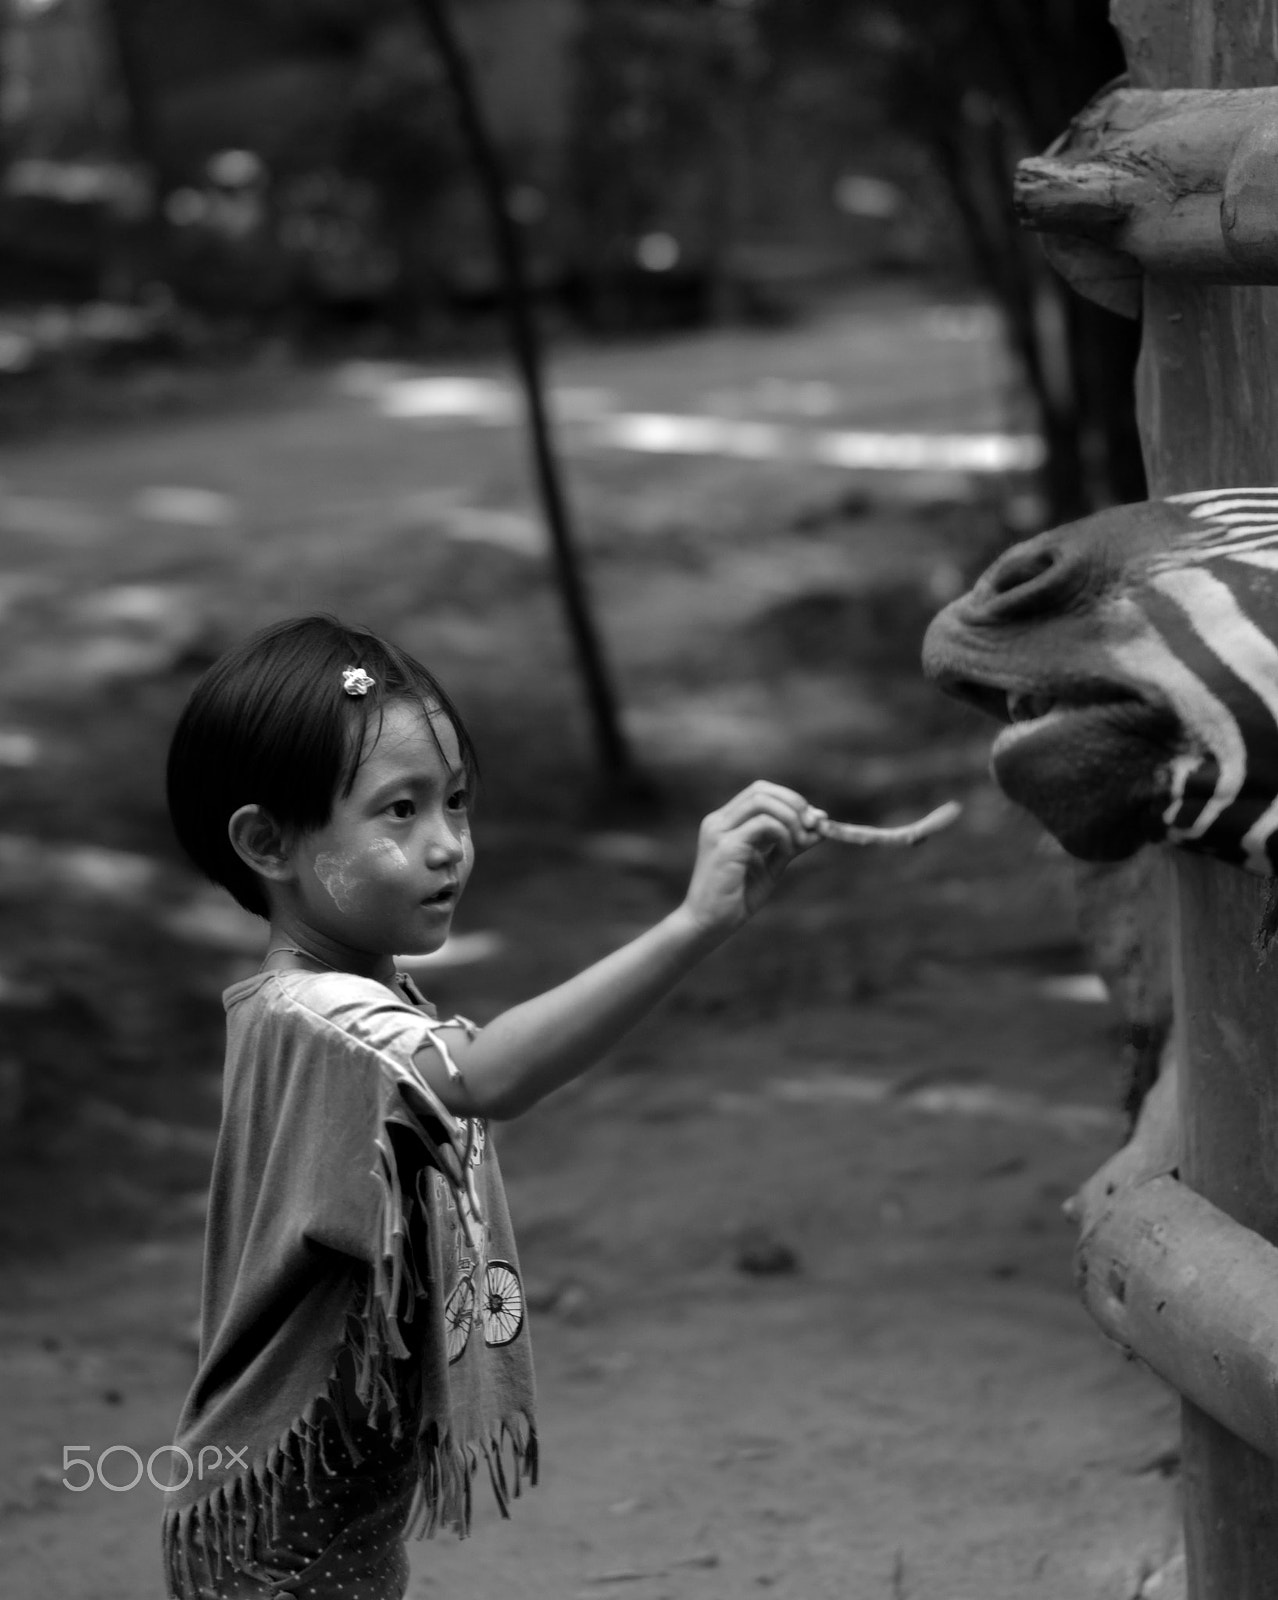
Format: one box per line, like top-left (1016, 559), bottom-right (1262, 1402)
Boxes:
top-left (988, 545), bottom-right (1057, 595)
top-left (974, 538), bottom-right (1079, 620)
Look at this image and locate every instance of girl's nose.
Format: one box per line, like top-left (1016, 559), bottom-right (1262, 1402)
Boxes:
top-left (425, 828), bottom-right (466, 869)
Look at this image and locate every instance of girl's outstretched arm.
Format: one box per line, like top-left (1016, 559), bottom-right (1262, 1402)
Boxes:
top-left (414, 780), bottom-right (825, 1118)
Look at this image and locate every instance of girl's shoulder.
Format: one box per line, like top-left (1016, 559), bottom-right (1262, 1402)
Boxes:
top-left (223, 967), bottom-right (432, 1022)
top-left (220, 960), bottom-right (404, 1011)
top-left (220, 969), bottom-right (460, 1137)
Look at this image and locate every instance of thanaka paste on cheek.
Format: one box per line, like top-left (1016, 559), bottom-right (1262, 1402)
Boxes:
top-left (366, 838), bottom-right (409, 871)
top-left (312, 850), bottom-right (362, 913)
top-left (313, 839), bottom-right (411, 914)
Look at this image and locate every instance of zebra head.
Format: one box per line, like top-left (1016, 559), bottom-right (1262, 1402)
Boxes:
top-left (922, 489), bottom-right (1278, 874)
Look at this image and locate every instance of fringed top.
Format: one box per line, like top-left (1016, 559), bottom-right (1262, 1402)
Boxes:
top-left (162, 969), bottom-right (537, 1593)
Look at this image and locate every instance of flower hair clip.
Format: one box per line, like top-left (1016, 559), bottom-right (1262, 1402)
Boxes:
top-left (341, 666), bottom-right (375, 696)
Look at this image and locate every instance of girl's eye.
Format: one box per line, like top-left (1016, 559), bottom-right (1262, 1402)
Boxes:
top-left (387, 799), bottom-right (416, 819)
top-left (447, 789), bottom-right (470, 814)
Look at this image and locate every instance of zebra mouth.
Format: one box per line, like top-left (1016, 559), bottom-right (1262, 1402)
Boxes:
top-left (937, 672), bottom-right (1145, 727)
top-left (993, 689), bottom-right (1152, 753)
top-left (1007, 691), bottom-right (1057, 723)
top-left (960, 685), bottom-right (1146, 731)
top-left (988, 690), bottom-right (1182, 863)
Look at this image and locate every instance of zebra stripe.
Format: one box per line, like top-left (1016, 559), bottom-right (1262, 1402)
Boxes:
top-left (1151, 566), bottom-right (1278, 736)
top-left (1169, 488), bottom-right (1278, 508)
top-left (1191, 506), bottom-right (1278, 518)
top-left (1193, 518), bottom-right (1278, 534)
top-left (1106, 608), bottom-right (1248, 838)
top-left (1163, 747), bottom-right (1220, 835)
top-left (1160, 506), bottom-right (1278, 866)
top-left (1192, 507), bottom-right (1278, 523)
top-left (1195, 527), bottom-right (1278, 540)
top-left (1145, 568), bottom-right (1278, 864)
top-left (1148, 530), bottom-right (1278, 569)
top-left (1173, 526), bottom-right (1278, 546)
top-left (1216, 549), bottom-right (1278, 572)
top-left (1170, 534), bottom-right (1278, 558)
top-left (1240, 794), bottom-right (1278, 871)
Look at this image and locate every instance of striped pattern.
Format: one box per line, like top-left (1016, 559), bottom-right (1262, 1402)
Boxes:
top-left (1132, 489), bottom-right (1278, 871)
top-left (1160, 487), bottom-right (1278, 568)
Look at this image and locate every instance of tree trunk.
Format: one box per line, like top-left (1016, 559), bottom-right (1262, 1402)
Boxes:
top-left (408, 0), bottom-right (646, 808)
top-left (896, 3), bottom-right (1142, 520)
top-left (99, 0), bottom-right (170, 286)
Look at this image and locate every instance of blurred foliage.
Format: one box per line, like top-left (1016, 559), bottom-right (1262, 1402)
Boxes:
top-left (729, 0), bottom-right (1143, 515)
top-left (564, 1), bottom-right (757, 328)
top-left (853, 0), bottom-right (1145, 515)
top-left (571, 0), bottom-right (1143, 513)
top-left (1, 0), bottom-right (1141, 509)
top-left (341, 20), bottom-right (472, 323)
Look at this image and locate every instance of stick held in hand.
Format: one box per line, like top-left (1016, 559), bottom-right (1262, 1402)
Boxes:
top-left (817, 800), bottom-right (962, 848)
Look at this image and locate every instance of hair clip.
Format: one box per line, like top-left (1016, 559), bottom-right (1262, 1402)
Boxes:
top-left (342, 666), bottom-right (375, 696)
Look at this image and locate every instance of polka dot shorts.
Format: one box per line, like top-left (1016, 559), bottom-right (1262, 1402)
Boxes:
top-left (170, 1410), bottom-right (419, 1600)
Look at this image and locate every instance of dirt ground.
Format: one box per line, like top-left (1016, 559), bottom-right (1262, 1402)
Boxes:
top-left (0, 290), bottom-right (1183, 1599)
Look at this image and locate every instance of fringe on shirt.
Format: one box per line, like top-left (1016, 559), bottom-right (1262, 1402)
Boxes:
top-left (161, 1112), bottom-right (537, 1598)
top-left (160, 1390), bottom-right (539, 1596)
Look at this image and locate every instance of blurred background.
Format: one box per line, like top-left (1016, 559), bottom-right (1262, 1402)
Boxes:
top-left (0, 4), bottom-right (1185, 1597)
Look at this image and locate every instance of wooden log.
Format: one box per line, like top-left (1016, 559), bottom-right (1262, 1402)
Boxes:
top-left (1014, 84), bottom-right (1278, 301)
top-left (1077, 1175), bottom-right (1278, 1460)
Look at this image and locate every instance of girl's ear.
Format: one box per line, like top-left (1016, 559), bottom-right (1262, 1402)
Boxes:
top-left (228, 804), bottom-right (296, 884)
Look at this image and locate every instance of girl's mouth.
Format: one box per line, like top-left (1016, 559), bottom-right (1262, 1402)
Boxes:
top-left (422, 885), bottom-right (457, 907)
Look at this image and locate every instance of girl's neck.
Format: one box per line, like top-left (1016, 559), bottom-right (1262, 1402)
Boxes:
top-left (261, 927), bottom-right (396, 988)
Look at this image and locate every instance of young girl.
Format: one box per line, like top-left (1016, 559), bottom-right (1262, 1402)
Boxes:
top-left (161, 613), bottom-right (827, 1600)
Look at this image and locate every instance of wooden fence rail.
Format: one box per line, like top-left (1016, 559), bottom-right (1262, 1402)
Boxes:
top-left (1078, 1176), bottom-right (1278, 1461)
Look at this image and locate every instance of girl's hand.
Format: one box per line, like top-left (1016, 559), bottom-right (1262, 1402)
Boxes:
top-left (679, 780), bottom-right (826, 940)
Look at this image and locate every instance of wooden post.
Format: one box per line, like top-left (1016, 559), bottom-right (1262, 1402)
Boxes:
top-left (1110, 2), bottom-right (1278, 1592)
top-left (1171, 858), bottom-right (1278, 1592)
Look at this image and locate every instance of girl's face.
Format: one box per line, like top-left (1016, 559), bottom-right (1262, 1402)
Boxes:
top-left (290, 699), bottom-right (474, 961)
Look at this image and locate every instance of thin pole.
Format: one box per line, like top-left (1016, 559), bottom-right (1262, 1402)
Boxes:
top-left (410, 0), bottom-right (642, 799)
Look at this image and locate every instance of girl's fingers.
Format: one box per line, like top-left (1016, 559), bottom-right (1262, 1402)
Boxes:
top-left (710, 781), bottom-right (824, 841)
top-left (729, 811), bottom-right (801, 860)
top-left (708, 781), bottom-right (797, 828)
top-left (749, 778), bottom-right (815, 813)
top-left (718, 795), bottom-right (819, 854)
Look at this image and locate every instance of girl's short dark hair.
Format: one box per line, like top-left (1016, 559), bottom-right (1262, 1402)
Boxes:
top-left (166, 615), bottom-right (478, 918)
